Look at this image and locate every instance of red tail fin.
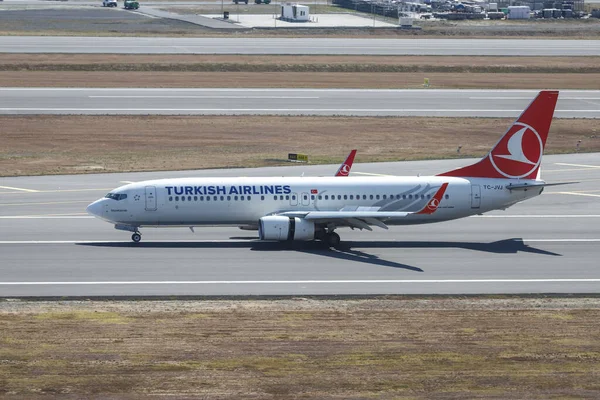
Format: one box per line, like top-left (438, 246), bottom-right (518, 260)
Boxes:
top-left (438, 91), bottom-right (558, 180)
top-left (335, 149), bottom-right (357, 177)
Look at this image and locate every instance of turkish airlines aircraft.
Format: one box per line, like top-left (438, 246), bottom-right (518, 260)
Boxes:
top-left (87, 91), bottom-right (561, 247)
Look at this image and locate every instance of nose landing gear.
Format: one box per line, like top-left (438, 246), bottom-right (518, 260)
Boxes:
top-left (131, 232), bottom-right (142, 243)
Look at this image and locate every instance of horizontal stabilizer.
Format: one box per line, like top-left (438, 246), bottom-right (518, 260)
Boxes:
top-left (506, 181), bottom-right (578, 190)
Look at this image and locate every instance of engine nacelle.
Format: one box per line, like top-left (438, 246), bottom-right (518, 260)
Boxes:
top-left (258, 216), bottom-right (315, 241)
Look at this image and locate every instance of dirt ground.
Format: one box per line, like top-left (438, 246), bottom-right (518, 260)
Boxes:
top-left (2, 55), bottom-right (599, 89)
top-left (2, 71), bottom-right (598, 89)
top-left (1, 298), bottom-right (600, 399)
top-left (1, 115), bottom-right (598, 176)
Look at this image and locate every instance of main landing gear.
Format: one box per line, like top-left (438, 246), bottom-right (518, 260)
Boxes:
top-left (325, 232), bottom-right (341, 247)
top-left (131, 232), bottom-right (142, 243)
top-left (316, 229), bottom-right (340, 248)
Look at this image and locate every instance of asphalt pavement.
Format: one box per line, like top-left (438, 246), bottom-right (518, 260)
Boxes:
top-left (1, 36), bottom-right (599, 56)
top-left (2, 88), bottom-right (600, 117)
top-left (1, 153), bottom-right (599, 297)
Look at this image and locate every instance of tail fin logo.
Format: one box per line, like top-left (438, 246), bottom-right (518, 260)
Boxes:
top-left (489, 122), bottom-right (543, 179)
top-left (427, 198), bottom-right (440, 211)
top-left (338, 164), bottom-right (351, 176)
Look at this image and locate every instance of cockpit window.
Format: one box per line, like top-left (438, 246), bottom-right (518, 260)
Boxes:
top-left (104, 193), bottom-right (127, 201)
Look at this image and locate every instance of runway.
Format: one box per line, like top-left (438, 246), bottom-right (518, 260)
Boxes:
top-left (2, 88), bottom-right (600, 117)
top-left (1, 36), bottom-right (600, 56)
top-left (1, 152), bottom-right (599, 297)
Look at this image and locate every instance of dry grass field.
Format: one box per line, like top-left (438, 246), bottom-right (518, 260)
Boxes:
top-left (1, 298), bottom-right (600, 399)
top-left (1, 115), bottom-right (598, 176)
top-left (1, 55), bottom-right (599, 89)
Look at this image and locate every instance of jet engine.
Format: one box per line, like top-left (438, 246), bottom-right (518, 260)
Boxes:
top-left (258, 216), bottom-right (315, 241)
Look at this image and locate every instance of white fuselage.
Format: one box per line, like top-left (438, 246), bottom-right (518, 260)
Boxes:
top-left (87, 176), bottom-right (542, 229)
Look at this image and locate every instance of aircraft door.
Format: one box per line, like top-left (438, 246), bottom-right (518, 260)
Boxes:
top-left (301, 192), bottom-right (310, 206)
top-left (471, 184), bottom-right (481, 209)
top-left (290, 193), bottom-right (298, 206)
top-left (145, 186), bottom-right (157, 211)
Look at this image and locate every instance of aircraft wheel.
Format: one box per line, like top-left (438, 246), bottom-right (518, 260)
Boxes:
top-left (131, 232), bottom-right (141, 243)
top-left (326, 232), bottom-right (340, 248)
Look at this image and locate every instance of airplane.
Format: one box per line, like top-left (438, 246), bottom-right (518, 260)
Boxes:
top-left (87, 90), bottom-right (561, 247)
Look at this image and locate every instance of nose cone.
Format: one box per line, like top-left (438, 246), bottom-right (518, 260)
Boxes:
top-left (86, 199), bottom-right (103, 217)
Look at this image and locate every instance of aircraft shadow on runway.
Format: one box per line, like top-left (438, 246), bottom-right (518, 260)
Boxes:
top-left (77, 238), bottom-right (559, 272)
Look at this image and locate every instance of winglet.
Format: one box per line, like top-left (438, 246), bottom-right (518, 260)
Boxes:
top-left (438, 91), bottom-right (559, 180)
top-left (335, 149), bottom-right (357, 177)
top-left (416, 183), bottom-right (449, 215)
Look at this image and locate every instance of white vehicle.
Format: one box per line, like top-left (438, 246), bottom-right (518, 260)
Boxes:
top-left (103, 0), bottom-right (118, 7)
top-left (87, 91), bottom-right (564, 247)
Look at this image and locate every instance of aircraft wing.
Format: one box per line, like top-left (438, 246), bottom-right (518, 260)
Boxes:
top-left (278, 182), bottom-right (449, 231)
top-left (279, 209), bottom-right (411, 231)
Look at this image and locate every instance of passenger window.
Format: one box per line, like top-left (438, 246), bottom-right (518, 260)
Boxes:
top-left (445, 194), bottom-right (449, 199)
top-left (169, 196), bottom-right (173, 201)
top-left (234, 196), bottom-right (238, 201)
top-left (261, 196), bottom-right (265, 200)
top-left (200, 196), bottom-right (204, 201)
top-left (194, 196), bottom-right (198, 201)
top-left (383, 195), bottom-right (387, 200)
top-left (349, 195), bottom-right (354, 200)
top-left (241, 196), bottom-right (245, 201)
top-left (292, 195), bottom-right (296, 200)
top-left (421, 195), bottom-right (425, 199)
top-left (427, 194), bottom-right (431, 199)
top-left (303, 195), bottom-right (308, 200)
top-left (409, 195), bottom-right (413, 199)
top-left (370, 195), bottom-right (374, 200)
top-left (227, 196), bottom-right (231, 201)
top-left (220, 196), bottom-right (224, 201)
top-left (376, 195), bottom-right (380, 200)
top-left (403, 195), bottom-right (406, 199)
top-left (363, 195), bottom-right (366, 200)
top-left (343, 195), bottom-right (347, 200)
top-left (318, 195), bottom-right (322, 200)
top-left (213, 196), bottom-right (217, 201)
top-left (337, 195), bottom-right (341, 200)
top-left (286, 195), bottom-right (290, 200)
top-left (311, 195), bottom-right (315, 200)
top-left (248, 196), bottom-right (251, 201)
top-left (274, 196), bottom-right (278, 200)
top-left (206, 196), bottom-right (210, 201)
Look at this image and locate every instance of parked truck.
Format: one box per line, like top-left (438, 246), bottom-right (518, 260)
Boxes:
top-left (124, 0), bottom-right (139, 9)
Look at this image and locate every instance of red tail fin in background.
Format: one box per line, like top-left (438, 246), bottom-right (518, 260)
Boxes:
top-left (438, 91), bottom-right (559, 180)
top-left (335, 149), bottom-right (357, 177)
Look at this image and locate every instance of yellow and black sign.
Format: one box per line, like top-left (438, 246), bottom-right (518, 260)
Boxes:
top-left (288, 153), bottom-right (308, 163)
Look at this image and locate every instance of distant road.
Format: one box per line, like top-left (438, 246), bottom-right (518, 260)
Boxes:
top-left (1, 88), bottom-right (599, 117)
top-left (1, 36), bottom-right (600, 56)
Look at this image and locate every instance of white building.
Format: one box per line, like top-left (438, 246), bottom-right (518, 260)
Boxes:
top-left (281, 3), bottom-right (310, 21)
top-left (507, 5), bottom-right (531, 19)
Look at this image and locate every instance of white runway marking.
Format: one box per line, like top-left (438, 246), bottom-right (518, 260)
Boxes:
top-left (0, 215), bottom-right (92, 219)
top-left (474, 215), bottom-right (600, 218)
top-left (0, 185), bottom-right (39, 193)
top-left (555, 163), bottom-right (600, 169)
top-left (88, 96), bottom-right (321, 99)
top-left (0, 279), bottom-right (599, 286)
top-left (0, 239), bottom-right (598, 244)
top-left (352, 172), bottom-right (395, 177)
top-left (553, 192), bottom-right (600, 198)
top-left (0, 200), bottom-right (90, 206)
top-left (471, 97), bottom-right (600, 100)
